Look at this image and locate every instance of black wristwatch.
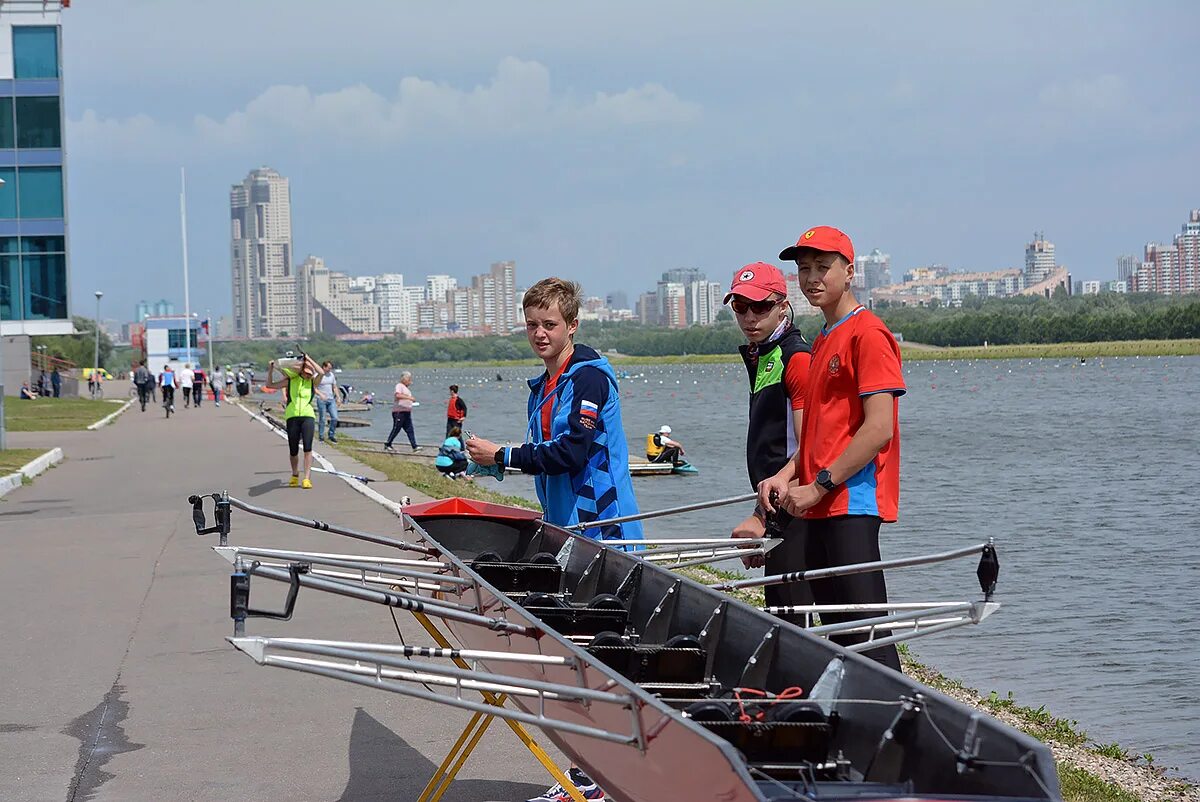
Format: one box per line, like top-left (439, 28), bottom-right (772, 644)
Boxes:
top-left (815, 469), bottom-right (837, 492)
top-left (493, 448), bottom-right (505, 467)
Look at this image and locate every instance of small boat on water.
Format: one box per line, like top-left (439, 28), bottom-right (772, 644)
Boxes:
top-left (185, 491), bottom-right (1061, 801)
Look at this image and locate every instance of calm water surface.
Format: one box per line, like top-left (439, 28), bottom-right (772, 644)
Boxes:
top-left (340, 355), bottom-right (1200, 778)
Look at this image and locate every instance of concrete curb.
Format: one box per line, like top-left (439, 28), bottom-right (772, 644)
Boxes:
top-left (87, 399), bottom-right (135, 430)
top-left (0, 446), bottom-right (63, 498)
top-left (236, 403), bottom-right (410, 517)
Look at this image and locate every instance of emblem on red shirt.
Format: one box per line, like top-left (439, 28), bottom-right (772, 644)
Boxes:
top-left (828, 354), bottom-right (841, 375)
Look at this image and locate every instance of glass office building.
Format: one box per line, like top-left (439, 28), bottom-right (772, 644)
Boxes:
top-left (0, 4), bottom-right (70, 336)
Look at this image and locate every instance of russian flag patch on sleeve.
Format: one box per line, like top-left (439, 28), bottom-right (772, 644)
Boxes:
top-left (580, 399), bottom-right (598, 419)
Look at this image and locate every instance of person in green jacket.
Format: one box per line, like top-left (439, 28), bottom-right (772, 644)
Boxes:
top-left (266, 354), bottom-right (326, 489)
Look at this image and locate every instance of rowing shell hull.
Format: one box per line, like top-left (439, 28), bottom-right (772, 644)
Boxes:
top-left (407, 499), bottom-right (1062, 802)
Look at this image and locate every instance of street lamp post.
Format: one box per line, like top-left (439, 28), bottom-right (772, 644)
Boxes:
top-left (0, 177), bottom-right (6, 448)
top-left (93, 291), bottom-right (103, 395)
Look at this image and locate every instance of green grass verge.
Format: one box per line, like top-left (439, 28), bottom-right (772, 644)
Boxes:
top-left (0, 447), bottom-right (46, 474)
top-left (4, 397), bottom-right (122, 431)
top-left (0, 447), bottom-right (47, 484)
top-left (901, 338), bottom-right (1200, 361)
top-left (1057, 762), bottom-right (1144, 802)
top-left (334, 434), bottom-right (540, 509)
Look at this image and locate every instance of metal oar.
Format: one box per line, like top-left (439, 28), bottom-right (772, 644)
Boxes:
top-left (311, 466), bottom-right (373, 484)
top-left (567, 492), bottom-right (757, 532)
top-left (711, 541), bottom-right (992, 592)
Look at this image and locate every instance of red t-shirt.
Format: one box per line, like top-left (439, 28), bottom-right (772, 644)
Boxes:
top-left (539, 358), bottom-right (572, 440)
top-left (784, 352), bottom-right (810, 411)
top-left (801, 306), bottom-right (905, 522)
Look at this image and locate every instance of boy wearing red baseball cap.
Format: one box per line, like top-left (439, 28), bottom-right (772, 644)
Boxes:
top-left (724, 262), bottom-right (814, 619)
top-left (758, 226), bottom-right (905, 672)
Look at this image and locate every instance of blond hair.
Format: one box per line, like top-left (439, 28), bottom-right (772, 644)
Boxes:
top-left (522, 277), bottom-right (582, 325)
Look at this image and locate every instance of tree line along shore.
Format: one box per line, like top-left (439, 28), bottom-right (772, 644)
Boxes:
top-left (47, 292), bottom-right (1200, 375)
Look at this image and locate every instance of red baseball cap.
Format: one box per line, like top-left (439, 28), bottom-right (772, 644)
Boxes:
top-left (779, 225), bottom-right (855, 265)
top-left (724, 262), bottom-right (787, 304)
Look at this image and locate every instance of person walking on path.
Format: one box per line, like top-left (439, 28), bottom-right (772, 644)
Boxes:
top-left (193, 367), bottom-right (206, 408)
top-left (179, 363), bottom-right (195, 408)
top-left (445, 384), bottom-right (467, 437)
top-left (723, 261), bottom-right (815, 623)
top-left (758, 225), bottom-right (905, 672)
top-left (210, 368), bottom-right (222, 407)
top-left (51, 366), bottom-right (61, 398)
top-left (236, 368), bottom-right (249, 399)
top-left (266, 354), bottom-right (324, 489)
top-left (383, 371), bottom-right (419, 452)
top-left (316, 360), bottom-right (339, 443)
top-left (225, 365), bottom-right (235, 400)
top-left (133, 361), bottom-right (153, 411)
top-left (464, 277), bottom-right (641, 802)
top-left (158, 363), bottom-right (176, 413)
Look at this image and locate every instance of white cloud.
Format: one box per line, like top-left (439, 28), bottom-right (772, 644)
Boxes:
top-left (69, 58), bottom-right (700, 160)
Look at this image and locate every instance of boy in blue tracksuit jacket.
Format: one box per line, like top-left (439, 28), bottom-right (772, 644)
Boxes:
top-left (466, 278), bottom-right (642, 542)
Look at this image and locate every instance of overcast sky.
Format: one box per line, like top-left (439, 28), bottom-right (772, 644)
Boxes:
top-left (64, 1), bottom-right (1199, 322)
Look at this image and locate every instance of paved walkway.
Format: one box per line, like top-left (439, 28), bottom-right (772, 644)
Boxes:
top-left (0, 400), bottom-right (560, 802)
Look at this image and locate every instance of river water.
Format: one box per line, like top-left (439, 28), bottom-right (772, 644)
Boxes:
top-left (338, 355), bottom-right (1200, 779)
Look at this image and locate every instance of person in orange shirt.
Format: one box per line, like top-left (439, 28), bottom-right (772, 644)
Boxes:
top-left (758, 225), bottom-right (905, 672)
top-left (445, 384), bottom-right (467, 437)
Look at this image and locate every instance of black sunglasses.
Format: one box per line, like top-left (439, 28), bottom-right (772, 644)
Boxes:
top-left (730, 297), bottom-right (783, 315)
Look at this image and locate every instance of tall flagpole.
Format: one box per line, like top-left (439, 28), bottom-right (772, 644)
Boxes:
top-left (180, 167), bottom-right (193, 366)
top-left (206, 308), bottom-right (215, 382)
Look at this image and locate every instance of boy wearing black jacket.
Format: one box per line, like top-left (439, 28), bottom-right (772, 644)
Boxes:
top-left (727, 262), bottom-right (815, 619)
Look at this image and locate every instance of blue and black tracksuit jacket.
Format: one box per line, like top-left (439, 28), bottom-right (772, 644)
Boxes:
top-left (501, 345), bottom-right (643, 542)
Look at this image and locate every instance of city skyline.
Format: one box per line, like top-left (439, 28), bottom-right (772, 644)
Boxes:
top-left (59, 2), bottom-right (1199, 322)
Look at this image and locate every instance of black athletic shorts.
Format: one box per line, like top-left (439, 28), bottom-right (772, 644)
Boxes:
top-left (286, 416), bottom-right (315, 456)
top-left (805, 515), bottom-right (901, 672)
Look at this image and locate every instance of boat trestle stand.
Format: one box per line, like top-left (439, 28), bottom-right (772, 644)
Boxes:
top-left (193, 492), bottom-right (652, 802)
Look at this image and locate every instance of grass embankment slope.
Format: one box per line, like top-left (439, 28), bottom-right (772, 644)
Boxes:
top-left (331, 434), bottom-right (1194, 802)
top-left (3, 397), bottom-right (120, 431)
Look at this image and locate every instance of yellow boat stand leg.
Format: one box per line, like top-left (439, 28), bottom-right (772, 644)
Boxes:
top-left (411, 611), bottom-right (588, 802)
top-left (418, 704), bottom-right (498, 802)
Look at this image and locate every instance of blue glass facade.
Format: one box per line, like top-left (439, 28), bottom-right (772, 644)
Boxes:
top-left (0, 21), bottom-right (68, 329)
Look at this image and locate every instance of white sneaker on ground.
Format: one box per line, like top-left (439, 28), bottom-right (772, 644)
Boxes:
top-left (525, 768), bottom-right (605, 801)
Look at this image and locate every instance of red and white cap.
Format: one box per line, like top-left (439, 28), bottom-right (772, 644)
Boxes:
top-left (779, 225), bottom-right (855, 265)
top-left (724, 262), bottom-right (787, 304)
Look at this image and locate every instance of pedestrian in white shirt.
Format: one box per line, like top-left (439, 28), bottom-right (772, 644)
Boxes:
top-left (179, 363), bottom-right (196, 408)
top-left (316, 360), bottom-right (339, 443)
top-left (383, 371), bottom-right (420, 452)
